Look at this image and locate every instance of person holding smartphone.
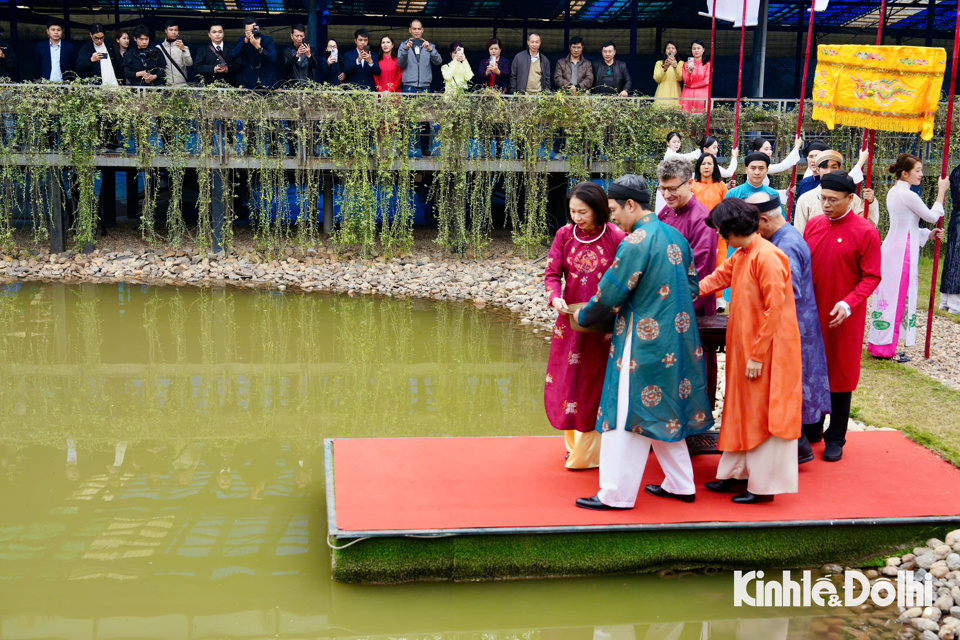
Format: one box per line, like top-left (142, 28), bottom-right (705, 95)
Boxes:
top-left (653, 41), bottom-right (682, 108)
top-left (477, 38), bottom-right (509, 92)
top-left (680, 39), bottom-right (710, 113)
top-left (343, 28), bottom-right (380, 90)
top-left (440, 42), bottom-right (473, 93)
top-left (157, 19), bottom-right (193, 87)
top-left (78, 23), bottom-right (123, 86)
top-left (282, 23), bottom-right (317, 85)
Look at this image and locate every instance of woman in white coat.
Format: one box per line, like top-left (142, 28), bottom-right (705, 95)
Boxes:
top-left (867, 153), bottom-right (947, 361)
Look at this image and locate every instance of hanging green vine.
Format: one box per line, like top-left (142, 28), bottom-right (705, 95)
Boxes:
top-left (1, 83), bottom-right (959, 258)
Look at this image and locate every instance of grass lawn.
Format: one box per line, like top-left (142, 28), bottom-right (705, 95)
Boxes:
top-left (918, 255), bottom-right (960, 323)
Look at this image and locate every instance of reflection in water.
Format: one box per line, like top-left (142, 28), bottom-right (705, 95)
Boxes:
top-left (0, 283), bottom-right (893, 639)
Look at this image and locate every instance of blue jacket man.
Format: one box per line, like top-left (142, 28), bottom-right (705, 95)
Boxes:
top-left (35, 20), bottom-right (76, 81)
top-left (231, 18), bottom-right (278, 89)
top-left (342, 30), bottom-right (380, 90)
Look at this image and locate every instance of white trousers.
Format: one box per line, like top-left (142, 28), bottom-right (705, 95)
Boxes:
top-left (716, 435), bottom-right (799, 495)
top-left (597, 316), bottom-right (696, 508)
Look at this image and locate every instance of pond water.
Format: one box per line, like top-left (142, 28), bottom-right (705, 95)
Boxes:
top-left (0, 282), bottom-right (896, 639)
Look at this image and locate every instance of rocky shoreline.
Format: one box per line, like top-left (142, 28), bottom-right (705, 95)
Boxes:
top-left (890, 531), bottom-right (960, 640)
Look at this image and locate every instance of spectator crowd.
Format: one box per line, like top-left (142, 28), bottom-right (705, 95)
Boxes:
top-left (0, 17), bottom-right (714, 109)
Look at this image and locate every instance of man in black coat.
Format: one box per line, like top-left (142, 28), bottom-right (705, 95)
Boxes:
top-left (281, 23), bottom-right (318, 85)
top-left (508, 33), bottom-right (550, 94)
top-left (34, 18), bottom-right (76, 81)
top-left (194, 21), bottom-right (236, 85)
top-left (0, 26), bottom-right (17, 81)
top-left (123, 25), bottom-right (166, 87)
top-left (592, 41), bottom-right (632, 97)
top-left (77, 23), bottom-right (124, 85)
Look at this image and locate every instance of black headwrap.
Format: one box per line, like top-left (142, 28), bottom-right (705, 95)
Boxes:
top-left (744, 152), bottom-right (770, 167)
top-left (752, 193), bottom-right (782, 213)
top-left (819, 171), bottom-right (856, 194)
top-left (608, 181), bottom-right (651, 204)
top-left (803, 141), bottom-right (829, 156)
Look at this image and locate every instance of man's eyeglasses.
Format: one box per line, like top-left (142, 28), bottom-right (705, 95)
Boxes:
top-left (658, 184), bottom-right (686, 195)
top-left (92, 35), bottom-right (105, 42)
top-left (820, 195), bottom-right (848, 206)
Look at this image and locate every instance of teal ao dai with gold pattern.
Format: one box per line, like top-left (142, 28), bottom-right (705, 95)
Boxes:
top-left (578, 213), bottom-right (715, 441)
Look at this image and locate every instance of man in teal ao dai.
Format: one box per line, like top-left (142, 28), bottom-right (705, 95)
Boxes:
top-left (574, 174), bottom-right (715, 510)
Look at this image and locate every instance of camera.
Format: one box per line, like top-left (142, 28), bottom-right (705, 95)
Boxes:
top-left (251, 28), bottom-right (262, 39)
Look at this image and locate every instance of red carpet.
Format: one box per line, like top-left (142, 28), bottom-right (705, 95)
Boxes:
top-left (329, 432), bottom-right (960, 533)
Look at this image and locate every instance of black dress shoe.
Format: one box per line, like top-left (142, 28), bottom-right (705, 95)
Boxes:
top-left (705, 478), bottom-right (748, 493)
top-left (798, 435), bottom-right (814, 465)
top-left (732, 491), bottom-right (774, 504)
top-left (575, 495), bottom-right (631, 511)
top-left (823, 442), bottom-right (843, 462)
top-left (645, 484), bottom-right (695, 503)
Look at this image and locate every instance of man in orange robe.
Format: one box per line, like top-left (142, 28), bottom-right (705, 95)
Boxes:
top-left (698, 198), bottom-right (803, 503)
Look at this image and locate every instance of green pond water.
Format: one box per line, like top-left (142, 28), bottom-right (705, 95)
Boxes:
top-left (0, 282), bottom-right (891, 639)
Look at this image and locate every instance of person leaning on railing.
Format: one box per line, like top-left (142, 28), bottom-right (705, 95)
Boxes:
top-left (194, 22), bottom-right (236, 86)
top-left (35, 18), bottom-right (76, 82)
top-left (123, 25), bottom-right (167, 87)
top-left (592, 41), bottom-right (631, 97)
top-left (78, 23), bottom-right (123, 86)
top-left (509, 32), bottom-right (551, 94)
top-left (653, 41), bottom-right (682, 108)
top-left (441, 42), bottom-right (473, 94)
top-left (477, 38), bottom-right (510, 92)
top-left (281, 23), bottom-right (317, 85)
top-left (554, 36), bottom-right (593, 94)
top-left (232, 16), bottom-right (278, 91)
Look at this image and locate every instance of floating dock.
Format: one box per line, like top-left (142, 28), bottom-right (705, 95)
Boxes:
top-left (325, 432), bottom-right (960, 583)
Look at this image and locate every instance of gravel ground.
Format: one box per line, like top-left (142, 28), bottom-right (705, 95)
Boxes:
top-left (897, 314), bottom-right (960, 390)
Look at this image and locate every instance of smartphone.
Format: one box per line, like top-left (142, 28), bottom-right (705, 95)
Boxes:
top-left (667, 52), bottom-right (674, 59)
top-left (362, 44), bottom-right (371, 53)
top-left (687, 56), bottom-right (695, 66)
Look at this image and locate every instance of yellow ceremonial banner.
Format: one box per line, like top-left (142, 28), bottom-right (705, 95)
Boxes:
top-left (812, 44), bottom-right (946, 140)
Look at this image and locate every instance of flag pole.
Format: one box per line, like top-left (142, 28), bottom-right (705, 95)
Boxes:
top-left (706, 0), bottom-right (718, 133)
top-left (732, 0), bottom-right (749, 147)
top-left (786, 0), bottom-right (817, 222)
top-left (861, 0), bottom-right (888, 202)
top-left (924, 1), bottom-right (960, 359)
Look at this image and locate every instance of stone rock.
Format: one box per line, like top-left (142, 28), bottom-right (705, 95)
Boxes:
top-left (931, 539), bottom-right (947, 550)
top-left (924, 606), bottom-right (943, 622)
top-left (919, 554), bottom-right (940, 569)
top-left (936, 630), bottom-right (953, 640)
top-left (884, 565), bottom-right (902, 577)
top-left (903, 608), bottom-right (924, 620)
top-left (939, 595), bottom-right (956, 613)
top-left (948, 554), bottom-right (960, 571)
top-left (953, 606), bottom-right (960, 619)
top-left (912, 617), bottom-right (940, 632)
top-left (935, 563), bottom-right (953, 579)
top-left (889, 557), bottom-right (904, 567)
top-left (943, 616), bottom-right (960, 629)
top-left (953, 586), bottom-right (960, 605)
top-left (946, 530), bottom-right (960, 547)
top-left (822, 563), bottom-right (843, 575)
top-left (939, 546), bottom-right (955, 560)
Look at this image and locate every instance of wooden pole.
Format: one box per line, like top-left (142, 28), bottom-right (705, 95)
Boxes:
top-left (732, 0), bottom-right (749, 146)
top-left (706, 0), bottom-right (718, 134)
top-left (785, 0), bottom-right (816, 222)
top-left (924, 2), bottom-right (960, 359)
top-left (861, 0), bottom-right (888, 196)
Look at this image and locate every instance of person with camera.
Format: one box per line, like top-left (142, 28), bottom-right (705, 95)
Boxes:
top-left (397, 20), bottom-right (442, 93)
top-left (343, 29), bottom-right (381, 90)
top-left (554, 36), bottom-right (593, 94)
top-left (680, 39), bottom-right (710, 113)
top-left (440, 42), bottom-right (473, 94)
top-left (156, 19), bottom-right (193, 87)
top-left (78, 23), bottom-right (123, 86)
top-left (477, 38), bottom-right (509, 92)
top-left (653, 41), bottom-right (683, 108)
top-left (231, 17), bottom-right (278, 90)
top-left (195, 22), bottom-right (235, 85)
top-left (282, 23), bottom-right (317, 85)
top-left (123, 25), bottom-right (166, 87)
